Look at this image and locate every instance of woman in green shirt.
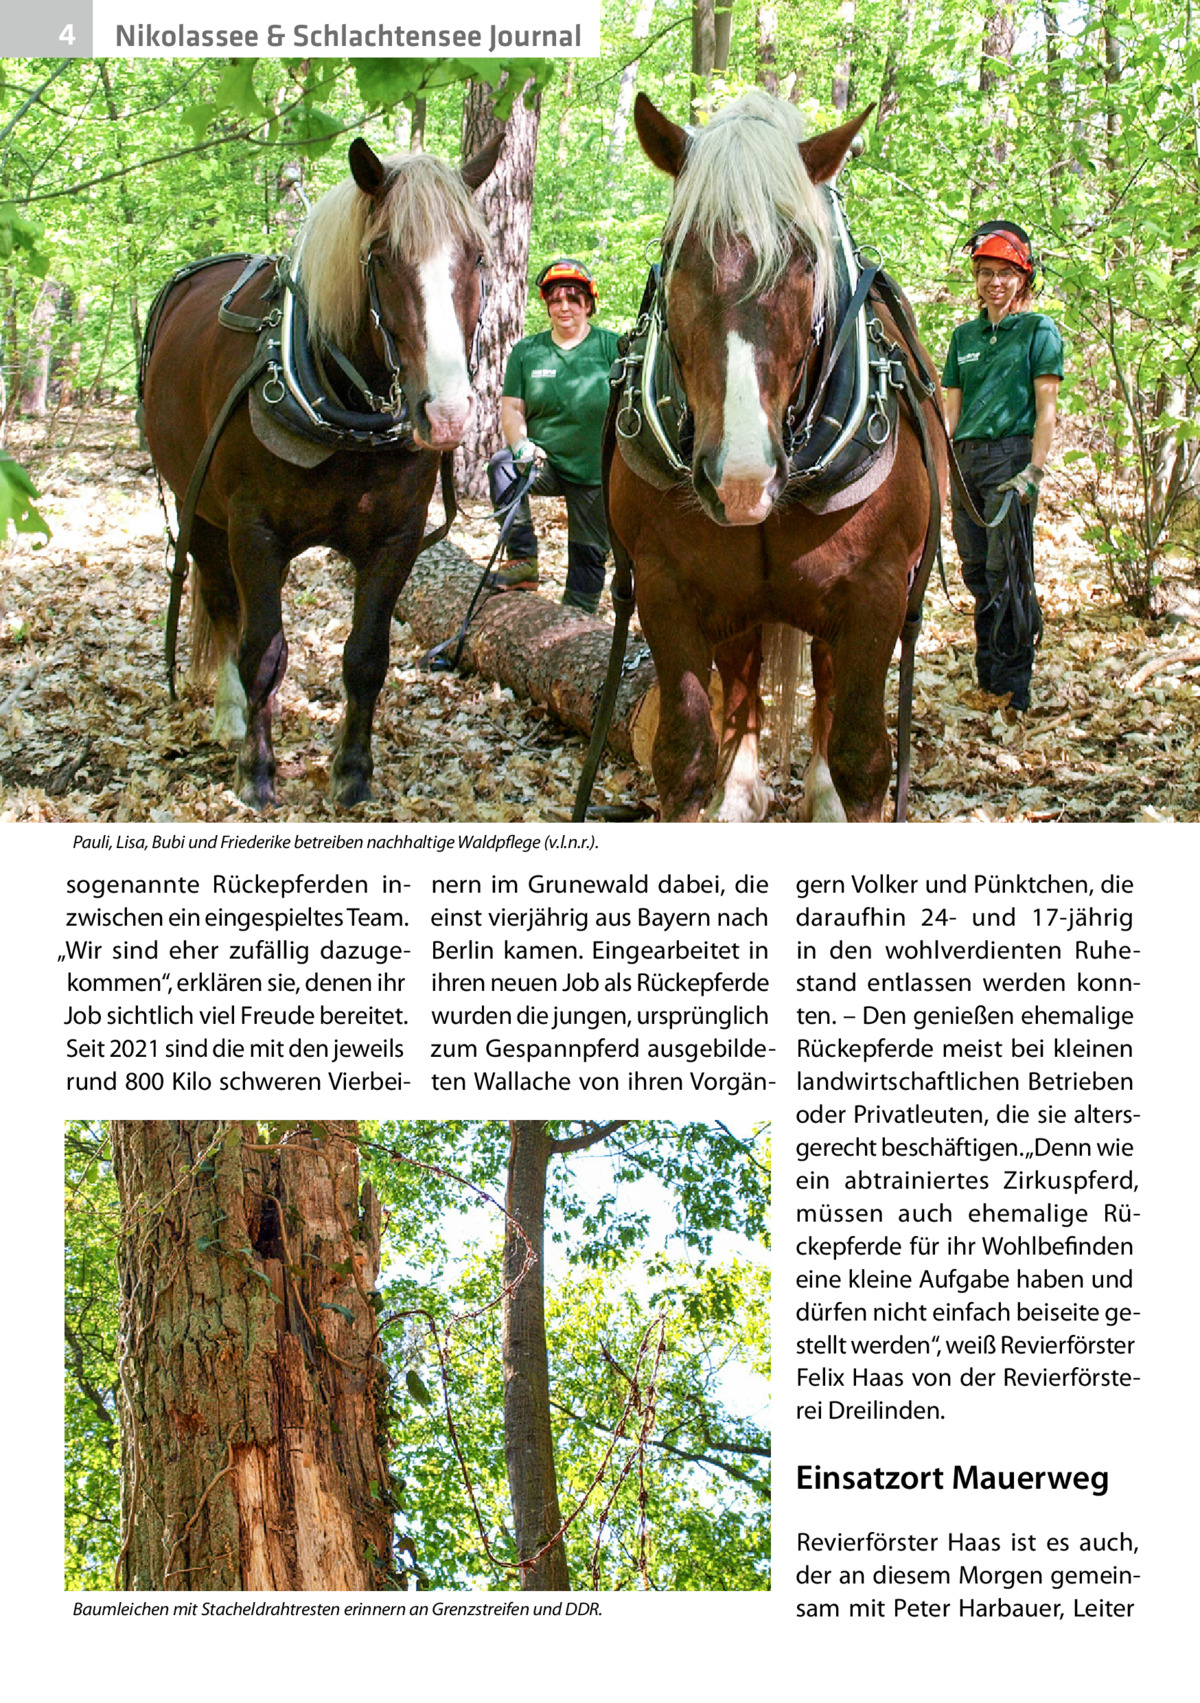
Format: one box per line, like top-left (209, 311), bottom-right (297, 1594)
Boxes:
top-left (942, 223), bottom-right (1063, 711)
top-left (487, 258), bottom-right (620, 614)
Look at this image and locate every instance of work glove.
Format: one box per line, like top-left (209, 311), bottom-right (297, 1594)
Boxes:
top-left (997, 463), bottom-right (1043, 505)
top-left (511, 438), bottom-right (538, 469)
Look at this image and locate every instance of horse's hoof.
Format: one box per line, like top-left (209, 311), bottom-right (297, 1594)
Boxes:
top-left (330, 769), bottom-right (372, 809)
top-left (704, 779), bottom-right (772, 823)
top-left (235, 766), bottom-right (277, 811)
top-left (800, 756), bottom-right (848, 823)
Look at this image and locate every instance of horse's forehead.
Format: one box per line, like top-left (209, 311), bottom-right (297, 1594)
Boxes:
top-left (675, 230), bottom-right (811, 304)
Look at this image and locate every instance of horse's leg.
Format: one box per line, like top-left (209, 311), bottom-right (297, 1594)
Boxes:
top-left (188, 517), bottom-right (247, 746)
top-left (705, 627), bottom-right (771, 822)
top-left (639, 586), bottom-right (717, 821)
top-left (823, 612), bottom-right (901, 822)
top-left (227, 511), bottom-right (289, 810)
top-left (799, 637), bottom-right (846, 822)
top-left (329, 537), bottom-right (416, 808)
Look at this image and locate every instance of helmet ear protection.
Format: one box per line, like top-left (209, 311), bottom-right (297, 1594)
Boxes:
top-left (535, 258), bottom-right (597, 310)
top-left (966, 221), bottom-right (1041, 289)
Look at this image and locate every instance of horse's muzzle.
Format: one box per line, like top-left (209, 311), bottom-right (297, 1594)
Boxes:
top-left (695, 446), bottom-right (786, 526)
top-left (414, 393), bottom-right (474, 451)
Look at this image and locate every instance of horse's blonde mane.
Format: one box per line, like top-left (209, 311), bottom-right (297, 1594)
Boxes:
top-left (297, 152), bottom-right (491, 349)
top-left (664, 91), bottom-right (836, 322)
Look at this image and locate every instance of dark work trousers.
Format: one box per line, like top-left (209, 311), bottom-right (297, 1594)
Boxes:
top-left (488, 446), bottom-right (609, 605)
top-left (951, 435), bottom-right (1040, 709)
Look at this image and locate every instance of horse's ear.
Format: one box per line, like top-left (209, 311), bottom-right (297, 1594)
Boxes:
top-left (349, 138), bottom-right (388, 199)
top-left (634, 92), bottom-right (689, 178)
top-left (798, 105), bottom-right (875, 184)
top-left (462, 133), bottom-right (504, 192)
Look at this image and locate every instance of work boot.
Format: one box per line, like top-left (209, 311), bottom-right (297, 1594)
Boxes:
top-left (561, 588), bottom-right (600, 615)
top-left (488, 558), bottom-right (539, 590)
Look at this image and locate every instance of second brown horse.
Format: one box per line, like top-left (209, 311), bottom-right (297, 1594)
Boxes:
top-left (612, 93), bottom-right (946, 822)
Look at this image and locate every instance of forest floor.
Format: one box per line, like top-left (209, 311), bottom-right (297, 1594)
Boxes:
top-left (3, 407), bottom-right (1199, 823)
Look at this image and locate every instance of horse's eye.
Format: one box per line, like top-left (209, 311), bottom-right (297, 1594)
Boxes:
top-left (476, 253), bottom-right (485, 270)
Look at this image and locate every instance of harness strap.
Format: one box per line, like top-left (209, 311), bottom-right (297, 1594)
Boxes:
top-left (417, 452), bottom-right (459, 557)
top-left (573, 384), bottom-right (637, 823)
top-left (216, 255), bottom-right (278, 332)
top-left (793, 263), bottom-right (879, 441)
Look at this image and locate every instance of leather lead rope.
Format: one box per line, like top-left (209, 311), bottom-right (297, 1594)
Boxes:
top-left (573, 386), bottom-right (636, 822)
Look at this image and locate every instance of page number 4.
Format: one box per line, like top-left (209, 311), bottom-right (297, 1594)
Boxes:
top-left (60, 22), bottom-right (75, 41)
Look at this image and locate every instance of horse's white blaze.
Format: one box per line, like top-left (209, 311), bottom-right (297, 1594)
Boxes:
top-left (212, 656), bottom-right (248, 746)
top-left (803, 753), bottom-right (848, 823)
top-left (418, 247), bottom-right (471, 421)
top-left (716, 331), bottom-right (774, 514)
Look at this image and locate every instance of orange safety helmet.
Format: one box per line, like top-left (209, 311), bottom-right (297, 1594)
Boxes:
top-left (535, 257), bottom-right (598, 311)
top-left (966, 221), bottom-right (1035, 276)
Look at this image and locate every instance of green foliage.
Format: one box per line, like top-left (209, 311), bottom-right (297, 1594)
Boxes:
top-left (364, 1118), bottom-right (769, 1590)
top-left (0, 451), bottom-right (49, 541)
top-left (64, 1124), bottom-right (120, 1590)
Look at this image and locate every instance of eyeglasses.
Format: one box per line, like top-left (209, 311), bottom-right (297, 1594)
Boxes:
top-left (975, 266), bottom-right (1021, 284)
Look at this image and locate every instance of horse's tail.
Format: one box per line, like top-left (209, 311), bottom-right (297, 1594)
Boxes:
top-left (763, 622), bottom-right (804, 777)
top-left (189, 581), bottom-right (218, 682)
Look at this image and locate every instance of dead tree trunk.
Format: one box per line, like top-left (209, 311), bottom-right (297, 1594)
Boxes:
top-left (395, 539), bottom-right (656, 756)
top-left (503, 1120), bottom-right (569, 1589)
top-left (111, 1121), bottom-right (393, 1591)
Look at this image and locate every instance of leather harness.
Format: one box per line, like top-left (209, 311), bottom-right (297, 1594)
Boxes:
top-left (140, 249), bottom-right (464, 697)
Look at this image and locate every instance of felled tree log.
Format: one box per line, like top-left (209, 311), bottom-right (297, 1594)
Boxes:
top-left (395, 538), bottom-right (656, 757)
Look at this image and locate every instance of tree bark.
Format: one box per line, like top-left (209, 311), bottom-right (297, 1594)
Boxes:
top-left (608, 0), bottom-right (655, 167)
top-left (832, 0), bottom-right (858, 112)
top-left (692, 0), bottom-right (716, 120)
top-left (395, 540), bottom-right (656, 756)
top-left (503, 1121), bottom-right (569, 1589)
top-left (19, 279), bottom-right (63, 416)
top-left (978, 6), bottom-right (1016, 168)
top-left (458, 78), bottom-right (542, 496)
top-left (111, 1121), bottom-right (393, 1591)
top-left (756, 6), bottom-right (779, 96)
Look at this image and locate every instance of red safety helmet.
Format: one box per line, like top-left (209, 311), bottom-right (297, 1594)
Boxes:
top-left (966, 221), bottom-right (1035, 276)
top-left (535, 257), bottom-right (597, 310)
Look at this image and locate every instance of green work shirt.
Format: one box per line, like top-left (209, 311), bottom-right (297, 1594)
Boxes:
top-left (942, 311), bottom-right (1064, 441)
top-left (502, 324), bottom-right (621, 485)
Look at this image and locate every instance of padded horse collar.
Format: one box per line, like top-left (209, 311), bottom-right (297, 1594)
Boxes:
top-left (611, 187), bottom-right (903, 507)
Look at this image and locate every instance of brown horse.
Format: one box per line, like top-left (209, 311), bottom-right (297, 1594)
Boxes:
top-left (142, 137), bottom-right (499, 809)
top-left (610, 93), bottom-right (946, 821)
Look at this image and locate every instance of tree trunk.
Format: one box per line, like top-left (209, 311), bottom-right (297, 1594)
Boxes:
top-left (608, 0), bottom-right (655, 167)
top-left (692, 0), bottom-right (716, 120)
top-left (978, 6), bottom-right (1016, 168)
top-left (876, 0), bottom-right (914, 130)
top-left (110, 1121), bottom-right (393, 1591)
top-left (502, 1121), bottom-right (569, 1589)
top-left (457, 78), bottom-right (542, 496)
top-left (832, 0), bottom-right (858, 112)
top-left (756, 6), bottom-right (779, 96)
top-left (19, 279), bottom-right (63, 416)
top-left (395, 539), bottom-right (656, 756)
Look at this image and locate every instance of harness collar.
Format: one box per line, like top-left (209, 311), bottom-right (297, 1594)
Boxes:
top-left (615, 187), bottom-right (898, 500)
